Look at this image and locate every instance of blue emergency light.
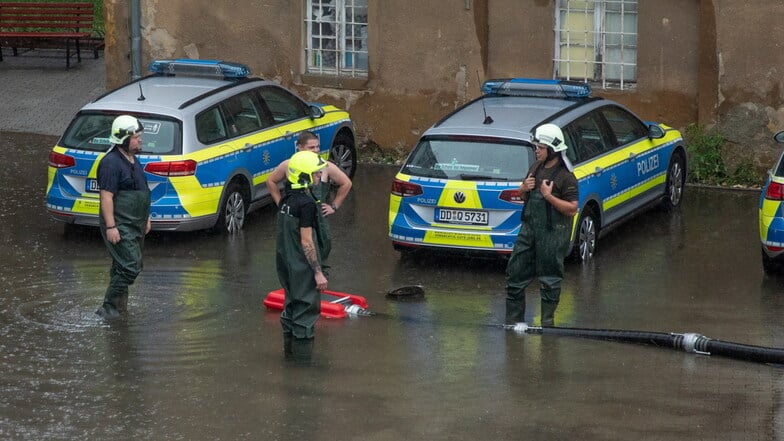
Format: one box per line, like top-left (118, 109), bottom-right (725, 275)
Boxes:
top-left (481, 78), bottom-right (591, 99)
top-left (148, 59), bottom-right (251, 79)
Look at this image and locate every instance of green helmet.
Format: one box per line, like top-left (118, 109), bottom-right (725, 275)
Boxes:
top-left (287, 151), bottom-right (327, 189)
top-left (110, 115), bottom-right (143, 145)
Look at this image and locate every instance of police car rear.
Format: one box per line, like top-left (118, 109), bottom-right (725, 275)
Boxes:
top-left (389, 78), bottom-right (688, 261)
top-left (760, 131), bottom-right (784, 273)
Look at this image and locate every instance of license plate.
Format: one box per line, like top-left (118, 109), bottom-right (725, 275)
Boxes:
top-left (86, 179), bottom-right (100, 193)
top-left (435, 208), bottom-right (488, 225)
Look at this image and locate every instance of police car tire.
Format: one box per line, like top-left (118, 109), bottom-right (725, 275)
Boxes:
top-left (216, 181), bottom-right (247, 234)
top-left (330, 132), bottom-right (356, 179)
top-left (571, 207), bottom-right (598, 263)
top-left (762, 248), bottom-right (782, 274)
top-left (662, 153), bottom-right (685, 210)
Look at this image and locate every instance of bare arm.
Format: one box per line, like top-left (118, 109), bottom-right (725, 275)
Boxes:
top-left (322, 162), bottom-right (352, 216)
top-left (100, 189), bottom-right (121, 244)
top-left (300, 226), bottom-right (328, 290)
top-left (539, 180), bottom-right (578, 217)
top-left (266, 160), bottom-right (289, 206)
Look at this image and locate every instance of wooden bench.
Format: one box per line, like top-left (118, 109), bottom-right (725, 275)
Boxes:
top-left (0, 2), bottom-right (94, 68)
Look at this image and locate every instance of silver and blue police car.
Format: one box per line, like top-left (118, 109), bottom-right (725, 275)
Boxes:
top-left (388, 78), bottom-right (688, 262)
top-left (46, 59), bottom-right (355, 233)
top-left (760, 130), bottom-right (784, 273)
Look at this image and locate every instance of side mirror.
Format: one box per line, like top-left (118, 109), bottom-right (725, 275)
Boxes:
top-left (774, 131), bottom-right (784, 143)
top-left (647, 123), bottom-right (665, 139)
top-left (309, 105), bottom-right (325, 119)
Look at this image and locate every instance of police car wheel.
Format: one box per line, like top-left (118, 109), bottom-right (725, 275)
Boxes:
top-left (762, 248), bottom-right (783, 274)
top-left (216, 181), bottom-right (247, 234)
top-left (662, 154), bottom-right (685, 210)
top-left (330, 132), bottom-right (356, 179)
top-left (572, 207), bottom-right (597, 263)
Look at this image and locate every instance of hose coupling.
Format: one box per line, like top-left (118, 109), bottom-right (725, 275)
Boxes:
top-left (675, 332), bottom-right (711, 355)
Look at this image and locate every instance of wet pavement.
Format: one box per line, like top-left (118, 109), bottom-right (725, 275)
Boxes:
top-left (1, 130), bottom-right (783, 440)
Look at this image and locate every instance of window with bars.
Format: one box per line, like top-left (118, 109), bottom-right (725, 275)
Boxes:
top-left (305, 0), bottom-right (368, 77)
top-left (554, 0), bottom-right (637, 90)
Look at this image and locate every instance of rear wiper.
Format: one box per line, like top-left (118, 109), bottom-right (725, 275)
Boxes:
top-left (459, 173), bottom-right (508, 181)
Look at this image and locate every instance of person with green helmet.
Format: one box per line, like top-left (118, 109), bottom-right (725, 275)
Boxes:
top-left (95, 115), bottom-right (151, 319)
top-left (276, 150), bottom-right (329, 363)
top-left (505, 123), bottom-right (578, 327)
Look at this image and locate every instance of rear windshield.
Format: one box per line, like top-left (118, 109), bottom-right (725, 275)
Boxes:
top-left (401, 136), bottom-right (533, 181)
top-left (60, 112), bottom-right (181, 155)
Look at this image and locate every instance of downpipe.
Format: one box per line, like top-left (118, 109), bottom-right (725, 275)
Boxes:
top-left (505, 323), bottom-right (784, 365)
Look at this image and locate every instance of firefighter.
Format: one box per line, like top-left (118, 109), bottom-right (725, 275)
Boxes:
top-left (276, 150), bottom-right (329, 362)
top-left (505, 123), bottom-right (579, 327)
top-left (95, 115), bottom-right (151, 319)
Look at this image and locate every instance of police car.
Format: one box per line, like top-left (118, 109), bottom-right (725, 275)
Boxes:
top-left (759, 130), bottom-right (784, 273)
top-left (388, 78), bottom-right (687, 261)
top-left (46, 59), bottom-right (355, 233)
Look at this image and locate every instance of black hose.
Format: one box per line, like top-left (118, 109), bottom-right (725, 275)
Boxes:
top-left (507, 324), bottom-right (784, 366)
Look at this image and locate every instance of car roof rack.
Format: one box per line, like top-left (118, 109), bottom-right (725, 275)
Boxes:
top-left (481, 78), bottom-right (591, 99)
top-left (149, 59), bottom-right (252, 80)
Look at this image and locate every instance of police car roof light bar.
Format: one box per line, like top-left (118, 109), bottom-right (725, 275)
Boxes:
top-left (148, 59), bottom-right (251, 79)
top-left (481, 78), bottom-right (591, 99)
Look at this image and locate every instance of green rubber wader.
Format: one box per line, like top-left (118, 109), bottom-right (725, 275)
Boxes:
top-left (505, 189), bottom-right (571, 324)
top-left (100, 189), bottom-right (150, 313)
top-left (276, 209), bottom-right (322, 340)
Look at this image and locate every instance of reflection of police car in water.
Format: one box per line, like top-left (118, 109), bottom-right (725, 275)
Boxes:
top-left (759, 131), bottom-right (784, 273)
top-left (388, 78), bottom-right (688, 261)
top-left (46, 59), bottom-right (355, 233)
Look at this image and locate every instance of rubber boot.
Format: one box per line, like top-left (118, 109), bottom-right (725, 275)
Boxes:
top-left (283, 333), bottom-right (293, 361)
top-left (291, 337), bottom-right (314, 364)
top-left (116, 290), bottom-right (129, 314)
top-left (95, 302), bottom-right (120, 319)
top-left (541, 300), bottom-right (558, 327)
top-left (505, 291), bottom-right (526, 325)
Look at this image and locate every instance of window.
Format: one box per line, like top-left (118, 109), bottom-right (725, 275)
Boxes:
top-left (555, 0), bottom-right (637, 90)
top-left (567, 113), bottom-right (610, 161)
top-left (598, 105), bottom-right (647, 147)
top-left (196, 107), bottom-right (228, 144)
top-left (257, 86), bottom-right (310, 124)
top-left (305, 0), bottom-right (368, 77)
top-left (223, 93), bottom-right (265, 137)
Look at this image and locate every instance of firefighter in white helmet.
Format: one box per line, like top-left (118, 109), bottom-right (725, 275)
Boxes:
top-left (505, 123), bottom-right (579, 327)
top-left (96, 115), bottom-right (151, 319)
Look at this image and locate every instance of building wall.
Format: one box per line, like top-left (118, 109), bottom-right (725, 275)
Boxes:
top-left (102, 1), bottom-right (784, 173)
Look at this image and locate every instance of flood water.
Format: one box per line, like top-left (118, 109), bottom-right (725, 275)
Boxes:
top-left (2, 131), bottom-right (784, 440)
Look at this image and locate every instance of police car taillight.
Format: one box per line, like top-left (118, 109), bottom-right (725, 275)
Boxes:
top-left (144, 160), bottom-right (197, 177)
top-left (499, 189), bottom-right (524, 204)
top-left (391, 179), bottom-right (423, 197)
top-left (765, 181), bottom-right (784, 201)
top-left (48, 151), bottom-right (75, 168)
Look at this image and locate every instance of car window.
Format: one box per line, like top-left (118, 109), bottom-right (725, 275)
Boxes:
top-left (402, 137), bottom-right (532, 181)
top-left (567, 113), bottom-right (610, 162)
top-left (196, 107), bottom-right (228, 144)
top-left (256, 86), bottom-right (309, 124)
top-left (61, 113), bottom-right (181, 154)
top-left (599, 105), bottom-right (648, 147)
top-left (224, 93), bottom-right (268, 137)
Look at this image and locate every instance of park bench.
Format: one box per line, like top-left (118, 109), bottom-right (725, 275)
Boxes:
top-left (0, 2), bottom-right (95, 68)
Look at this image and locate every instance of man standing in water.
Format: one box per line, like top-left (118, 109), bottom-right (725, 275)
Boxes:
top-left (95, 115), bottom-right (151, 319)
top-left (505, 123), bottom-right (578, 327)
top-left (267, 131), bottom-right (352, 272)
top-left (276, 151), bottom-right (329, 362)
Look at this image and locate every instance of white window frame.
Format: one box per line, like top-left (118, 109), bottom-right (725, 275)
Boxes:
top-left (305, 0), bottom-right (368, 77)
top-left (554, 0), bottom-right (637, 90)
